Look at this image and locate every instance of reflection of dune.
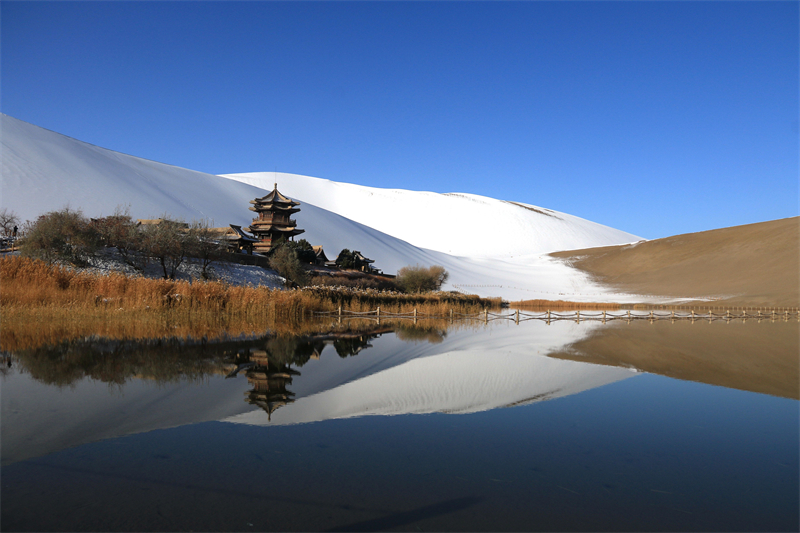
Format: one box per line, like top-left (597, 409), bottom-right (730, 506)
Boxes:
top-left (2, 321), bottom-right (630, 464)
top-left (551, 320), bottom-right (799, 399)
top-left (0, 373), bottom-right (254, 466)
top-left (224, 323), bottom-right (636, 426)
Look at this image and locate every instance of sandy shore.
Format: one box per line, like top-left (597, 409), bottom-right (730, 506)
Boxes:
top-left (551, 217), bottom-right (799, 307)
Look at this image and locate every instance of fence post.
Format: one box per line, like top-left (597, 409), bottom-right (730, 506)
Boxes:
top-left (338, 305), bottom-right (342, 318)
top-left (515, 309), bottom-right (519, 325)
top-left (484, 309), bottom-right (488, 324)
top-left (576, 310), bottom-right (580, 324)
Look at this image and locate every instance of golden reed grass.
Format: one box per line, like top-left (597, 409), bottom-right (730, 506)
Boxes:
top-left (1, 256), bottom-right (491, 314)
top-left (0, 256), bottom-right (494, 350)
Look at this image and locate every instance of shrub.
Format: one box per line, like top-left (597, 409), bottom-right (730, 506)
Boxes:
top-left (396, 265), bottom-right (449, 293)
top-left (19, 207), bottom-right (99, 265)
top-left (335, 248), bottom-right (355, 269)
top-left (283, 239), bottom-right (316, 264)
top-left (269, 244), bottom-right (309, 287)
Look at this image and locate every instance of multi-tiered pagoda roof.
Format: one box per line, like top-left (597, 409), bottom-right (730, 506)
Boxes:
top-left (248, 184), bottom-right (304, 253)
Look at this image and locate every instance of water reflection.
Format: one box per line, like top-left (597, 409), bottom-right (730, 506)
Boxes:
top-left (2, 319), bottom-right (798, 531)
top-left (2, 319), bottom-right (798, 461)
top-left (553, 319), bottom-right (799, 399)
top-left (233, 332), bottom-right (386, 420)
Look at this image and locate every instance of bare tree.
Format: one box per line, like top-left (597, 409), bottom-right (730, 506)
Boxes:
top-left (187, 219), bottom-right (228, 279)
top-left (94, 206), bottom-right (148, 271)
top-left (0, 208), bottom-right (20, 238)
top-left (140, 218), bottom-right (190, 280)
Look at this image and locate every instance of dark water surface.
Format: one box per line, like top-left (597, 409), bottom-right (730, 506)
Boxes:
top-left (2, 320), bottom-right (798, 532)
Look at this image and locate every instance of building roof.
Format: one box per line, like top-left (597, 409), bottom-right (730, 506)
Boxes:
top-left (353, 251), bottom-right (375, 264)
top-left (249, 223), bottom-right (305, 236)
top-left (250, 184), bottom-right (300, 207)
top-left (227, 224), bottom-right (259, 243)
top-left (312, 246), bottom-right (329, 262)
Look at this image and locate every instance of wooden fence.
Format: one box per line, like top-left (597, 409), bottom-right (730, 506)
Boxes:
top-left (315, 307), bottom-right (800, 325)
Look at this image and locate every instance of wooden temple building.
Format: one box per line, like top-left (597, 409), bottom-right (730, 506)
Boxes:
top-left (248, 184), bottom-right (305, 254)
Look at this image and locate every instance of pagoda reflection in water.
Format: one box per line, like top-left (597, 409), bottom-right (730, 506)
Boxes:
top-left (244, 350), bottom-right (299, 421)
top-left (231, 330), bottom-right (390, 420)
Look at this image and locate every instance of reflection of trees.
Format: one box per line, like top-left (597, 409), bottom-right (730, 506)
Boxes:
top-left (7, 338), bottom-right (264, 387)
top-left (4, 323), bottom-right (449, 390)
top-left (333, 336), bottom-right (374, 358)
top-left (0, 352), bottom-right (14, 378)
top-left (394, 324), bottom-right (447, 344)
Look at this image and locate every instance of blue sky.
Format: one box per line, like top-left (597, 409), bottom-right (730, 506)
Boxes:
top-left (2, 1), bottom-right (797, 239)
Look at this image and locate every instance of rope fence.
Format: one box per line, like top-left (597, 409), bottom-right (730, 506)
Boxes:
top-left (315, 306), bottom-right (800, 325)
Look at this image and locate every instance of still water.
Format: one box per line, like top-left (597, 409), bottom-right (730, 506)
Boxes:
top-left (2, 318), bottom-right (798, 531)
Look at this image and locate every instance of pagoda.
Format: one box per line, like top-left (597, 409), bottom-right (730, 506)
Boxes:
top-left (248, 184), bottom-right (305, 253)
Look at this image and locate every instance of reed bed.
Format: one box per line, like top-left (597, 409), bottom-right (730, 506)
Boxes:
top-left (1, 256), bottom-right (492, 314)
top-left (0, 256), bottom-right (494, 351)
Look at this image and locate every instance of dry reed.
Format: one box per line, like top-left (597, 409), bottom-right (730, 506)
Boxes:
top-left (1, 256), bottom-right (492, 315)
top-left (1, 256), bottom-right (494, 351)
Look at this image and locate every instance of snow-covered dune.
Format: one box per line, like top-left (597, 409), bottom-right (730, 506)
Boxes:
top-left (1, 114), bottom-right (643, 300)
top-left (222, 172), bottom-right (639, 258)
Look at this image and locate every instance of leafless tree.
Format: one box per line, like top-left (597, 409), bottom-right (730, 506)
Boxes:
top-left (140, 217), bottom-right (191, 280)
top-left (0, 208), bottom-right (20, 237)
top-left (187, 219), bottom-right (228, 279)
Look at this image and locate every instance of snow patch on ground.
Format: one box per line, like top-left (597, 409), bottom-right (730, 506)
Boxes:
top-left (75, 248), bottom-right (285, 288)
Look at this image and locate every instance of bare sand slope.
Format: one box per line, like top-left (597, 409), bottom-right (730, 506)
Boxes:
top-left (550, 320), bottom-right (799, 399)
top-left (551, 217), bottom-right (799, 307)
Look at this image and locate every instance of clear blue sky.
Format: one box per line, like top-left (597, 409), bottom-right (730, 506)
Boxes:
top-left (2, 1), bottom-right (797, 239)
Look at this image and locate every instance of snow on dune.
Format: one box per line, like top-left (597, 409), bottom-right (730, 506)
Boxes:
top-left (221, 172), bottom-right (640, 258)
top-left (1, 114), bottom-right (642, 300)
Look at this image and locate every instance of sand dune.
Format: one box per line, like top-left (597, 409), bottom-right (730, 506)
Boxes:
top-left (551, 217), bottom-right (799, 307)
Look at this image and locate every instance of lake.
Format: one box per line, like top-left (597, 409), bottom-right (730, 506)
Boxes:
top-left (2, 316), bottom-right (798, 531)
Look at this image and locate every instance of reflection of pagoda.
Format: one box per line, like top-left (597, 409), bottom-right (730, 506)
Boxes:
top-left (243, 350), bottom-right (300, 420)
top-left (248, 184), bottom-right (304, 254)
